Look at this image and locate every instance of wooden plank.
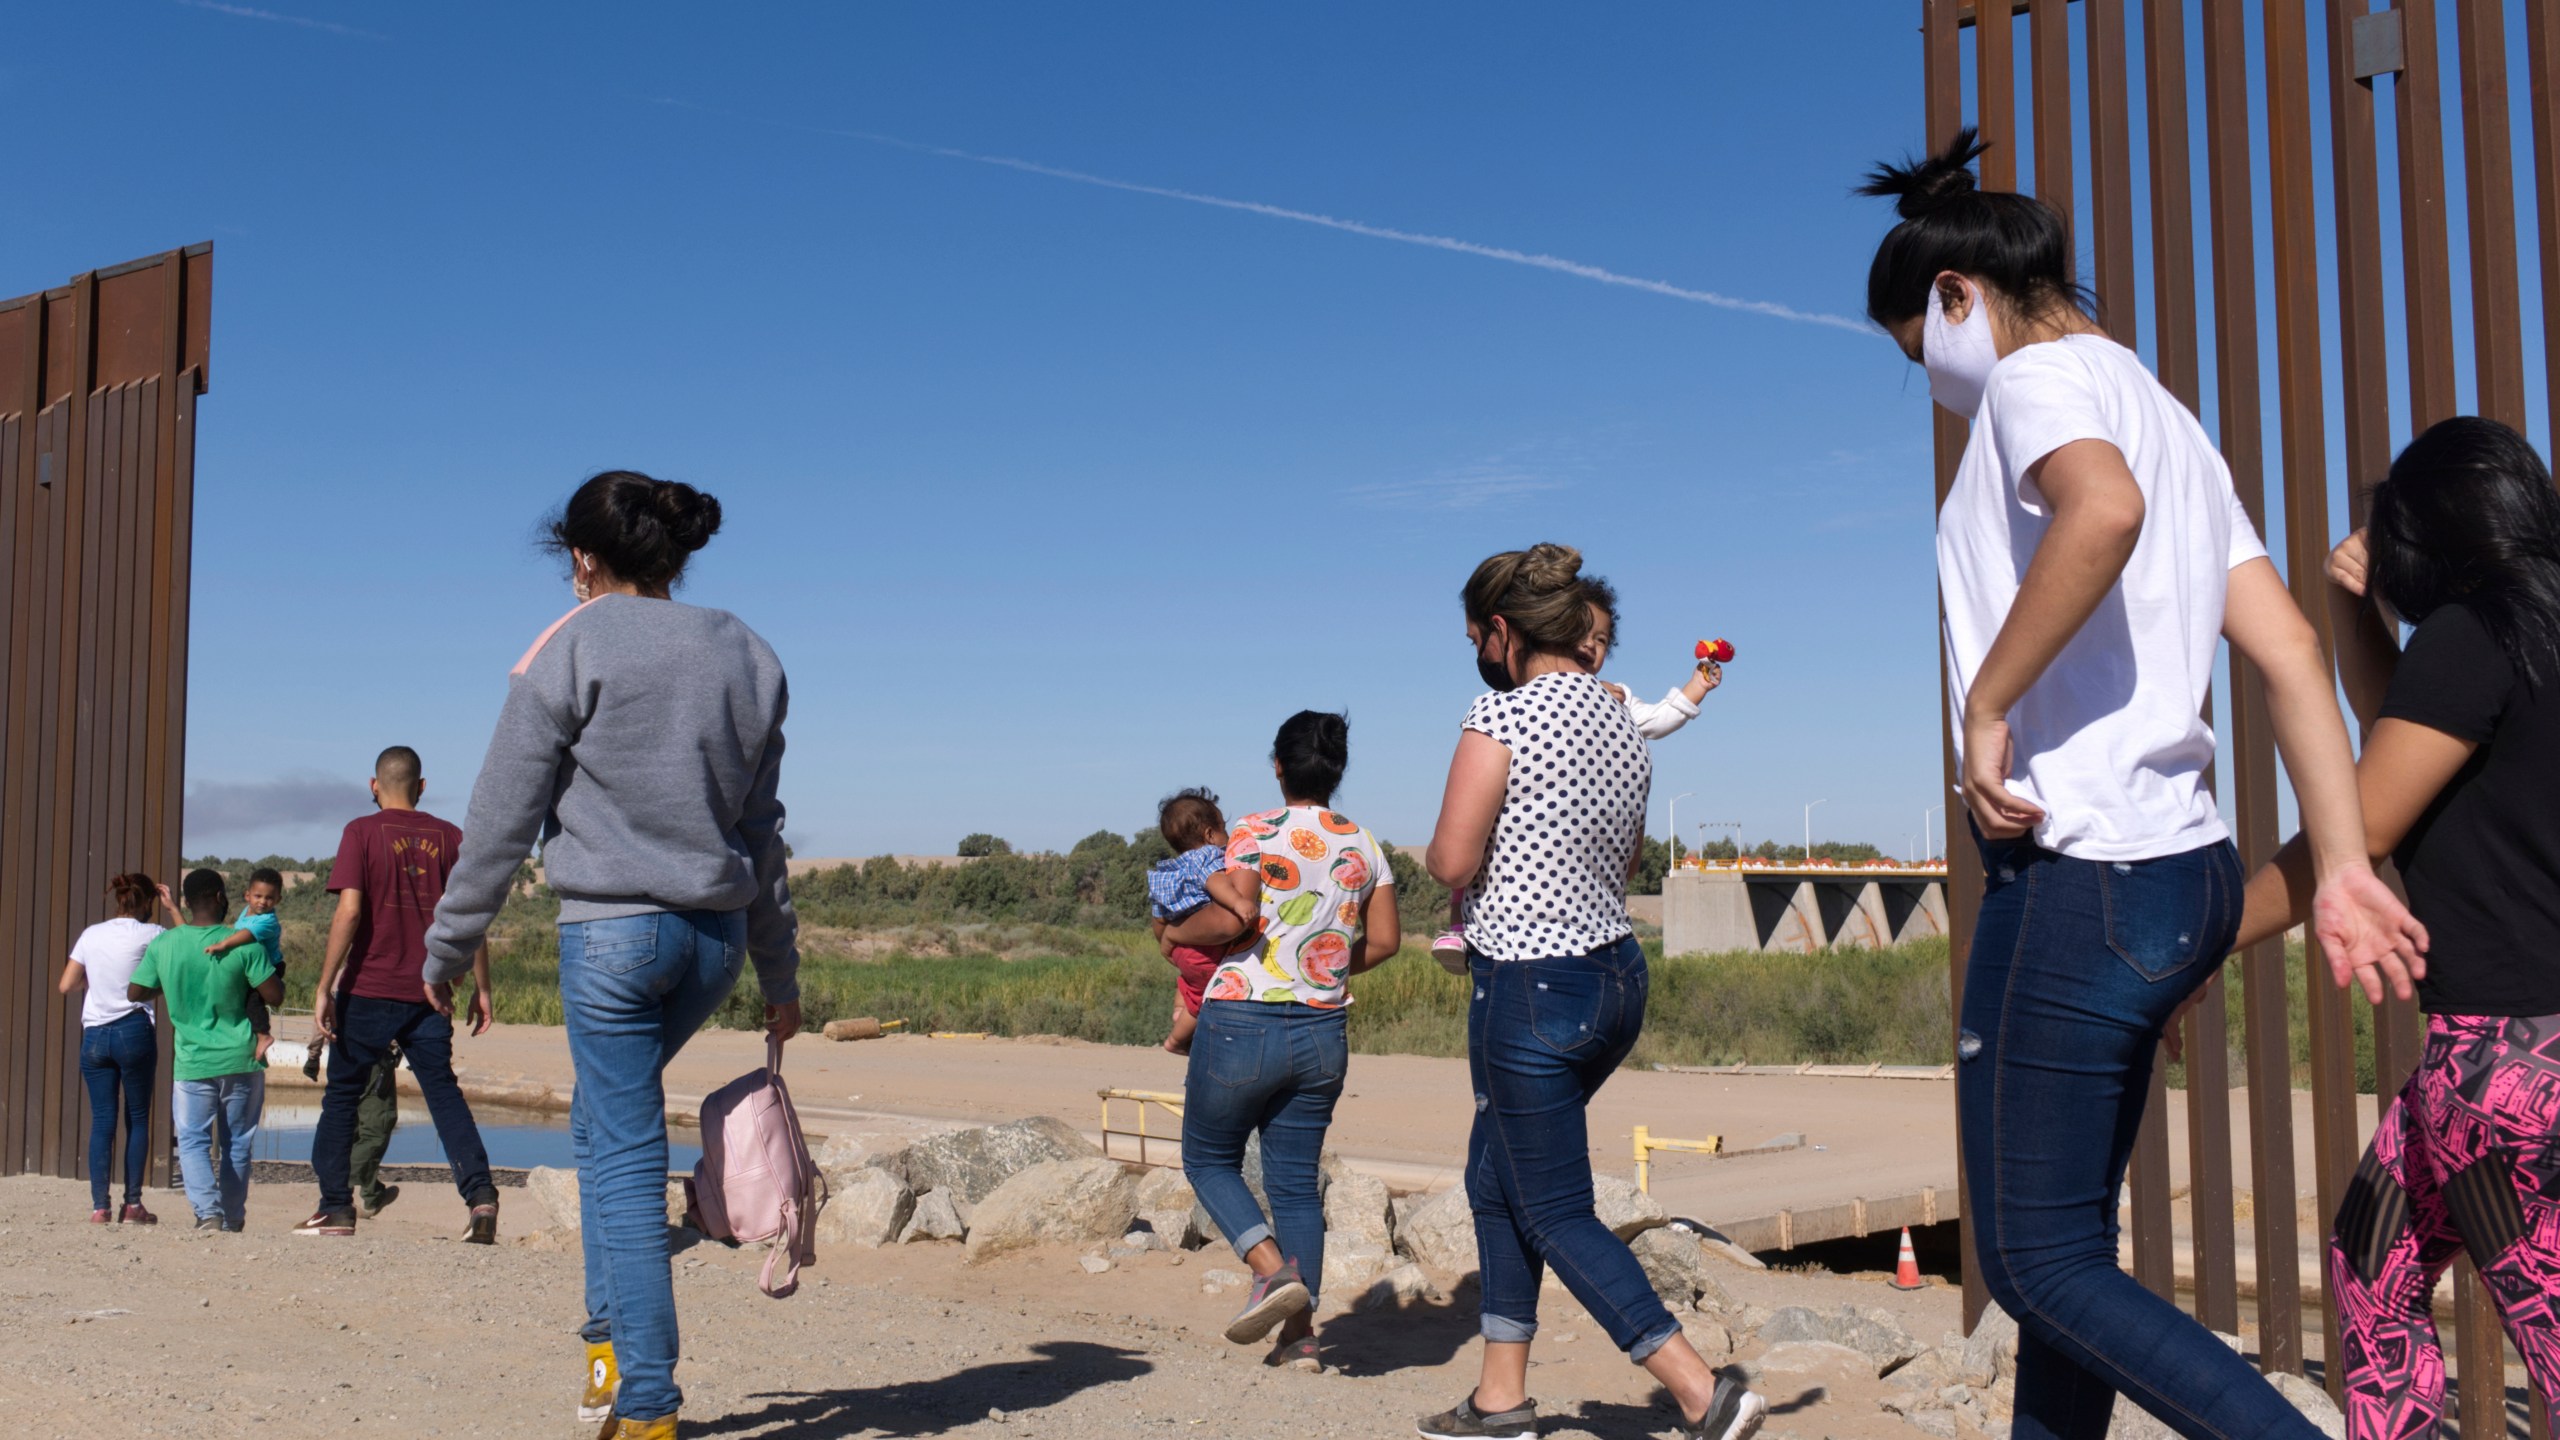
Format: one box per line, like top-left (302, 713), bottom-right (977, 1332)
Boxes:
top-left (2129, 1055), bottom-right (2175, 1300)
top-left (2531, 0), bottom-right (2560, 444)
top-left (2402, 0), bottom-right (2462, 428)
top-left (2031, 0), bottom-right (2076, 217)
top-left (2183, 975), bottom-right (2242, 1333)
top-left (2457, 0), bottom-right (2530, 427)
top-left (1710, 1188), bottom-right (1957, 1254)
top-left (1978, 0), bottom-right (2019, 188)
top-left (2202, 0), bottom-right (2304, 1376)
top-left (2086, 0), bottom-right (2138, 344)
top-left (2454, 1260), bottom-right (2505, 1440)
top-left (1924, 0), bottom-right (1982, 1337)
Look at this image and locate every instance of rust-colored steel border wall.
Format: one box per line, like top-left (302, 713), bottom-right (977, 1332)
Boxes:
top-left (1924, 3), bottom-right (2550, 1432)
top-left (0, 245), bottom-right (210, 1185)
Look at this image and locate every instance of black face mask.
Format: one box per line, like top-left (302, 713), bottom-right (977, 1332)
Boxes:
top-left (1476, 633), bottom-right (1518, 692)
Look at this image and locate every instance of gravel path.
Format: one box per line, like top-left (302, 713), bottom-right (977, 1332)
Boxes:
top-left (0, 1172), bottom-right (1962, 1439)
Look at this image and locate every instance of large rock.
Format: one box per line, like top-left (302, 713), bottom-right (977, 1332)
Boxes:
top-left (1757, 1340), bottom-right (1875, 1376)
top-left (899, 1188), bottom-right (966, 1244)
top-left (1353, 1263), bottom-right (1440, 1312)
top-left (1592, 1173), bottom-right (1668, 1239)
top-left (1960, 1306), bottom-right (2020, 1385)
top-left (1630, 1227), bottom-right (1737, 1314)
top-left (964, 1159), bottom-right (1138, 1262)
top-left (815, 1168), bottom-right (914, 1249)
top-left (813, 1134), bottom-right (872, 1172)
top-left (1397, 1187), bottom-right (1479, 1277)
top-left (527, 1166), bottom-right (582, 1233)
top-left (1326, 1242), bottom-right (1393, 1296)
top-left (1322, 1167), bottom-right (1395, 1256)
top-left (1133, 1167), bottom-right (1201, 1250)
top-left (2270, 1373), bottom-right (2346, 1440)
top-left (1757, 1305), bottom-right (1924, 1377)
top-left (1189, 1134), bottom-right (1336, 1245)
top-left (896, 1116), bottom-right (1097, 1206)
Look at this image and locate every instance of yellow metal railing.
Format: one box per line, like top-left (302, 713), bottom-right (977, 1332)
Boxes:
top-left (1098, 1087), bottom-right (1186, 1167)
top-left (1632, 1124), bottom-right (1721, 1194)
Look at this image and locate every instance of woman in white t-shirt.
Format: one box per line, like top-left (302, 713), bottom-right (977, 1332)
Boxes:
top-left (56, 872), bottom-right (173, 1225)
top-left (1862, 130), bottom-right (2425, 1440)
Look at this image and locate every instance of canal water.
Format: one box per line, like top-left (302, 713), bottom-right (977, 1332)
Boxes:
top-left (253, 1101), bottom-right (704, 1172)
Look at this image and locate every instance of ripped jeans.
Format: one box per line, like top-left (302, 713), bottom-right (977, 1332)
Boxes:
top-left (1959, 832), bottom-right (2318, 1440)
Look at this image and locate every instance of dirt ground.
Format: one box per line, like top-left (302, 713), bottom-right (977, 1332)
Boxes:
top-left (0, 1168), bottom-right (1963, 1440)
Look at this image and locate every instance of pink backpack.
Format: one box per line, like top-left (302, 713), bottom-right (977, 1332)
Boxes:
top-left (684, 1036), bottom-right (825, 1297)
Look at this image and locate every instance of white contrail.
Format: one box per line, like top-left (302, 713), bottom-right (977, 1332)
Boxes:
top-left (655, 99), bottom-right (1872, 336)
top-left (171, 0), bottom-right (387, 39)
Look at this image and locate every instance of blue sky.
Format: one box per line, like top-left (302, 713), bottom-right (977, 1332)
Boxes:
top-left (10, 2), bottom-right (2542, 864)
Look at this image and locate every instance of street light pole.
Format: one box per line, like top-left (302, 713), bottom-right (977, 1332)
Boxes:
top-left (1804, 798), bottom-right (1827, 864)
top-left (1668, 792), bottom-right (1695, 874)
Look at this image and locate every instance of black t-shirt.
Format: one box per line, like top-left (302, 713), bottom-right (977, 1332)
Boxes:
top-left (2381, 603), bottom-right (2560, 1015)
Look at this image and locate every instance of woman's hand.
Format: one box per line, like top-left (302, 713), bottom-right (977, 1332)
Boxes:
top-left (766, 999), bottom-right (802, 1043)
top-left (2312, 862), bottom-right (2428, 1004)
top-left (1960, 714), bottom-right (2047, 839)
top-left (2326, 529), bottom-right (2371, 598)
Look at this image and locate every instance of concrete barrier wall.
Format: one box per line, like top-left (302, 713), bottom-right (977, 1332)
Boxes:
top-left (1662, 870), bottom-right (1947, 956)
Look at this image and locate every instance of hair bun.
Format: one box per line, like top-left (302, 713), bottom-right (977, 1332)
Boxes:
top-left (1518, 542), bottom-right (1584, 589)
top-left (653, 481), bottom-right (724, 553)
top-left (1859, 126), bottom-right (1990, 221)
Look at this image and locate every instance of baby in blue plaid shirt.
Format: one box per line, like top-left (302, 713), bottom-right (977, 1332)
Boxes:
top-left (1147, 787), bottom-right (1231, 1054)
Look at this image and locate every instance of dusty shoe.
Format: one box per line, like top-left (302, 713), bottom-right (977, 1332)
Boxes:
top-left (1222, 1263), bottom-right (1311, 1344)
top-left (120, 1202), bottom-right (159, 1225)
top-left (1416, 1394), bottom-right (1538, 1440)
top-left (1266, 1335), bottom-right (1322, 1372)
top-left (89, 1207), bottom-right (112, 1224)
top-left (579, 1340), bottom-right (620, 1433)
top-left (1430, 929), bottom-right (1469, 975)
top-left (360, 1184), bottom-right (401, 1219)
top-left (291, 1208), bottom-right (356, 1237)
top-left (464, 1199), bottom-right (499, 1245)
top-left (1678, 1376), bottom-right (1769, 1440)
top-left (612, 1417), bottom-right (678, 1439)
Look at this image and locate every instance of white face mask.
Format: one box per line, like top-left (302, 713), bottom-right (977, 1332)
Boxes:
top-left (1923, 277), bottom-right (2000, 418)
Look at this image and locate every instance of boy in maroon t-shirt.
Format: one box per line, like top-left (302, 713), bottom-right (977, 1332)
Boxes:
top-left (295, 745), bottom-right (501, 1241)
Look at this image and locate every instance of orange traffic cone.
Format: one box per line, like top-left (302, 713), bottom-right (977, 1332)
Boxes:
top-left (1891, 1226), bottom-right (1925, 1290)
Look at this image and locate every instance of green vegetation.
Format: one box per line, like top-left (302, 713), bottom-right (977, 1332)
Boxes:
top-left (182, 852), bottom-right (2371, 1089)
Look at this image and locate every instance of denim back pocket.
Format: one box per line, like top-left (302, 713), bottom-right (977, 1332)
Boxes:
top-left (2100, 851), bottom-right (2218, 982)
top-left (567, 914), bottom-right (663, 977)
top-left (1202, 1014), bottom-right (1274, 1089)
top-left (1525, 963), bottom-right (1617, 1058)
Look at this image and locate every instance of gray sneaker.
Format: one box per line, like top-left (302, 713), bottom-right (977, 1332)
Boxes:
top-left (1679, 1376), bottom-right (1769, 1440)
top-left (1222, 1263), bottom-right (1310, 1344)
top-left (1416, 1394), bottom-right (1537, 1440)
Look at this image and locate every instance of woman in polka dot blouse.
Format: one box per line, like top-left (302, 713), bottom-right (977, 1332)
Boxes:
top-left (1416, 544), bottom-right (1766, 1440)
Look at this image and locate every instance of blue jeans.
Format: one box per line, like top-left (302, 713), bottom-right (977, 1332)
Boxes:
top-left (1466, 934), bottom-right (1679, 1361)
top-left (562, 909), bottom-right (745, 1423)
top-left (1182, 1000), bottom-right (1346, 1303)
top-left (312, 996), bottom-right (494, 1211)
top-left (1961, 833), bottom-right (2317, 1440)
top-left (80, 1011), bottom-right (157, 1210)
top-left (173, 1071), bottom-right (264, 1228)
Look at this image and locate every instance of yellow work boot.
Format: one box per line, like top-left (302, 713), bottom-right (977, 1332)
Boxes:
top-left (579, 1341), bottom-right (619, 1433)
top-left (612, 1418), bottom-right (678, 1439)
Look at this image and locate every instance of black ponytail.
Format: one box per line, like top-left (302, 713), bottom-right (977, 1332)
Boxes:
top-left (1857, 127), bottom-right (2090, 327)
top-left (2368, 416), bottom-right (2560, 686)
top-left (1273, 710), bottom-right (1349, 806)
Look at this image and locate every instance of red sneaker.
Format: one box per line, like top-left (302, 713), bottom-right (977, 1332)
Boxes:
top-left (88, 1208), bottom-right (111, 1225)
top-left (120, 1202), bottom-right (158, 1225)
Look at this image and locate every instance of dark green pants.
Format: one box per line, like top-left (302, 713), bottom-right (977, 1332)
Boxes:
top-left (350, 1056), bottom-right (399, 1210)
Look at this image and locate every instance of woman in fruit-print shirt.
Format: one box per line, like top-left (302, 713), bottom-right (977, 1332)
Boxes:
top-left (1159, 709), bottom-right (1400, 1373)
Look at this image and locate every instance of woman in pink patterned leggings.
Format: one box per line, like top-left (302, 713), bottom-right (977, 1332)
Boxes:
top-left (2234, 416), bottom-right (2560, 1440)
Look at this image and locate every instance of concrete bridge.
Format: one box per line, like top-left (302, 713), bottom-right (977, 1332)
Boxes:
top-left (1662, 864), bottom-right (1949, 956)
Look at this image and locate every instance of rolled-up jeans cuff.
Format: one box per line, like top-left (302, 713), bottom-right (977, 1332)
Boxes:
top-left (1226, 1222), bottom-right (1273, 1258)
top-left (1628, 1319), bottom-right (1682, 1364)
top-left (1480, 1313), bottom-right (1538, 1344)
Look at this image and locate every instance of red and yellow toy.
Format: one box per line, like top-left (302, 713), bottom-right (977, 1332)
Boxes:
top-left (1694, 637), bottom-right (1736, 667)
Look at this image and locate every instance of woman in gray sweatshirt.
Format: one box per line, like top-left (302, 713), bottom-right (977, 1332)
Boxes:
top-left (425, 469), bottom-right (799, 1440)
